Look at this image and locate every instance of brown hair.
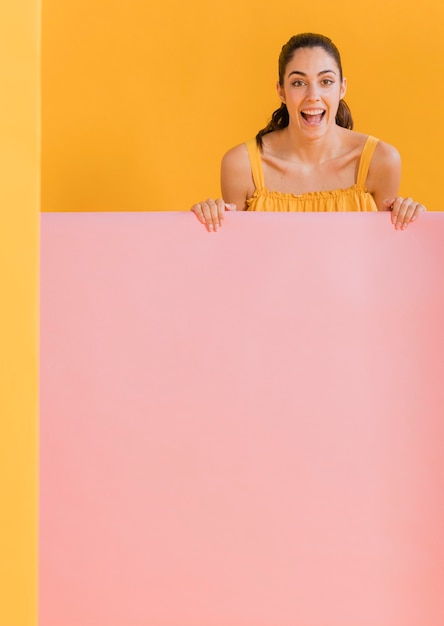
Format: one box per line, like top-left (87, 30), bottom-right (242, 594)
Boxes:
top-left (256, 33), bottom-right (353, 147)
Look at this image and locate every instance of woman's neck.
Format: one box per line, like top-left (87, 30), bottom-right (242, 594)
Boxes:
top-left (273, 124), bottom-right (346, 165)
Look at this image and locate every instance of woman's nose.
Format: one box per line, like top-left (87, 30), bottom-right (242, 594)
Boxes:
top-left (306, 83), bottom-right (321, 100)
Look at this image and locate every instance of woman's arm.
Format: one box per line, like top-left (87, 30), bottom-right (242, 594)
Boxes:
top-left (366, 141), bottom-right (426, 229)
top-left (191, 143), bottom-right (254, 232)
top-left (220, 143), bottom-right (255, 210)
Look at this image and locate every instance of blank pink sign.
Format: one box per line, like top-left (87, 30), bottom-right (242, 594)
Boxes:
top-left (40, 212), bottom-right (444, 626)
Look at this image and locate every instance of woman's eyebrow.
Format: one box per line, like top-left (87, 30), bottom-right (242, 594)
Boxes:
top-left (287, 69), bottom-right (337, 78)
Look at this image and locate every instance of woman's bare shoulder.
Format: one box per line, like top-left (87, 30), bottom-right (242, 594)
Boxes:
top-left (346, 130), bottom-right (401, 172)
top-left (372, 139), bottom-right (401, 166)
top-left (221, 142), bottom-right (251, 170)
top-left (221, 142), bottom-right (255, 207)
top-left (366, 138), bottom-right (401, 201)
top-left (367, 139), bottom-right (401, 187)
top-left (221, 142), bottom-right (254, 187)
top-left (344, 129), bottom-right (400, 162)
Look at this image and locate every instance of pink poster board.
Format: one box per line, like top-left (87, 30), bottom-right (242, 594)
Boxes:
top-left (40, 212), bottom-right (444, 626)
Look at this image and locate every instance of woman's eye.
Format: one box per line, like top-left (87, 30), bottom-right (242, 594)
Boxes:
top-left (292, 80), bottom-right (305, 87)
top-left (321, 79), bottom-right (334, 85)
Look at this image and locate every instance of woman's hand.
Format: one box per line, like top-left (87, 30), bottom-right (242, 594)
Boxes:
top-left (191, 198), bottom-right (236, 232)
top-left (384, 197), bottom-right (427, 230)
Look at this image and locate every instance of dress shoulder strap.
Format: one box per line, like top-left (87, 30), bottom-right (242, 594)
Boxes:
top-left (356, 135), bottom-right (379, 187)
top-left (245, 139), bottom-right (265, 190)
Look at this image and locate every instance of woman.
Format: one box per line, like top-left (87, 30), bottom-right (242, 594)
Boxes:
top-left (191, 33), bottom-right (426, 231)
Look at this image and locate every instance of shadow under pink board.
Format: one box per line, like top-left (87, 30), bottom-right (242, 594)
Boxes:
top-left (40, 212), bottom-right (444, 626)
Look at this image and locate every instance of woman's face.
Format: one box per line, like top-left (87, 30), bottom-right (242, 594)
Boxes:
top-left (277, 46), bottom-right (346, 136)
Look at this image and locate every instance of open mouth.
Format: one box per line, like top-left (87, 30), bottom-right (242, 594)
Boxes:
top-left (300, 109), bottom-right (326, 125)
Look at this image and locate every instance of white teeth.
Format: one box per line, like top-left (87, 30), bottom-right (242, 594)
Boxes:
top-left (302, 109), bottom-right (324, 115)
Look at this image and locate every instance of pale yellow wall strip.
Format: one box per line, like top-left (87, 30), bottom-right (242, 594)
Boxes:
top-left (0, 2), bottom-right (40, 625)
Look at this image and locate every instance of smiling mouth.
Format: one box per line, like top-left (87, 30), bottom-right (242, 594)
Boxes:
top-left (301, 109), bottom-right (326, 125)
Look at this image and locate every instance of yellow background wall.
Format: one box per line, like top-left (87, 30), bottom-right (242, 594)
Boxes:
top-left (42, 0), bottom-right (444, 213)
top-left (0, 1), bottom-right (39, 626)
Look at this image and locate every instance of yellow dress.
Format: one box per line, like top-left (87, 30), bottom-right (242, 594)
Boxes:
top-left (246, 135), bottom-right (379, 212)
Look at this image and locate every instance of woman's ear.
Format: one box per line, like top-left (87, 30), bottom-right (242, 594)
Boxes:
top-left (276, 81), bottom-right (285, 104)
top-left (340, 77), bottom-right (347, 100)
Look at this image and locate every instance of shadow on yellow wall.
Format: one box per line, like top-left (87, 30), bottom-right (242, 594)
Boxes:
top-left (42, 1), bottom-right (444, 212)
